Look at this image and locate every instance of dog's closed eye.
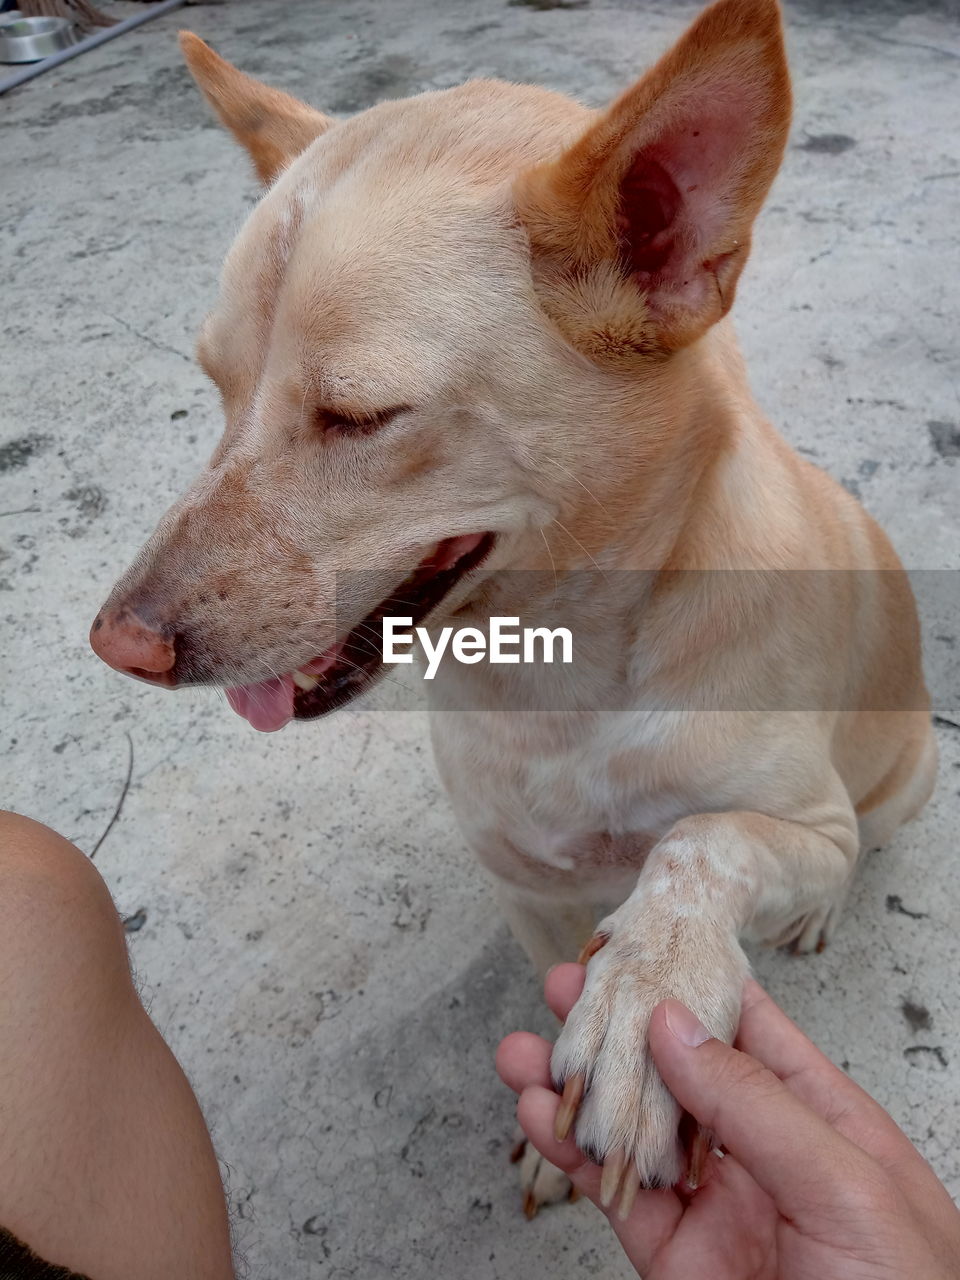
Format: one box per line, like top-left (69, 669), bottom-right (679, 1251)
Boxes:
top-left (315, 405), bottom-right (410, 436)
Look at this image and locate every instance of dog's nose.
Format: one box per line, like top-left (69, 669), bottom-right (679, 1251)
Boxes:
top-left (90, 608), bottom-right (177, 687)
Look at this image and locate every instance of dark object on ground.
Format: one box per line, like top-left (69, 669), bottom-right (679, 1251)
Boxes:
top-left (18, 0), bottom-right (115, 28)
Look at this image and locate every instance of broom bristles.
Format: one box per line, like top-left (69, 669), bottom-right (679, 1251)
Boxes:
top-left (18, 0), bottom-right (118, 29)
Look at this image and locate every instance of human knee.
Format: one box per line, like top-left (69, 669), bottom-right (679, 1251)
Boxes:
top-left (0, 810), bottom-right (127, 971)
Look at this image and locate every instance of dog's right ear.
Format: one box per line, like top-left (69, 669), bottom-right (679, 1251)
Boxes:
top-left (179, 32), bottom-right (333, 186)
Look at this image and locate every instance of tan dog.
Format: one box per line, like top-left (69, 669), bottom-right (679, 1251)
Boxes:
top-left (90, 0), bottom-right (936, 1216)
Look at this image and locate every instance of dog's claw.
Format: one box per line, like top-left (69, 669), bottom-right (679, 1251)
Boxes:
top-left (578, 932), bottom-right (609, 965)
top-left (509, 1137), bottom-right (527, 1164)
top-left (617, 1160), bottom-right (641, 1220)
top-left (568, 1184), bottom-right (581, 1204)
top-left (599, 1147), bottom-right (626, 1208)
top-left (523, 1189), bottom-right (539, 1220)
top-left (554, 1072), bottom-right (585, 1142)
top-left (686, 1125), bottom-right (714, 1189)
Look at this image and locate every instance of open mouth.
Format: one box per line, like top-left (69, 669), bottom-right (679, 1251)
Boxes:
top-left (225, 532), bottom-right (495, 732)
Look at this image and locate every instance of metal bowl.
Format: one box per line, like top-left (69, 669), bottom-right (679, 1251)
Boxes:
top-left (0, 12), bottom-right (78, 63)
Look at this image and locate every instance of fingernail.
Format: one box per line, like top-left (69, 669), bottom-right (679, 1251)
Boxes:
top-left (664, 1001), bottom-right (711, 1048)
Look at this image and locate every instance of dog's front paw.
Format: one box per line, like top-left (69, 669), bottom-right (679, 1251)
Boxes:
top-left (550, 909), bottom-right (747, 1211)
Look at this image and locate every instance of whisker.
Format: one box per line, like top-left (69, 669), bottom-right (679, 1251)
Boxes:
top-left (550, 519), bottom-right (609, 581)
top-left (349, 621), bottom-right (393, 644)
top-left (540, 456), bottom-right (612, 520)
top-left (539, 526), bottom-right (560, 602)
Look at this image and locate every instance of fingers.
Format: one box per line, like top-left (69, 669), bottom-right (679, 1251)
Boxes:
top-left (738, 983), bottom-right (960, 1242)
top-left (517, 1085), bottom-right (597, 1180)
top-left (649, 999), bottom-right (874, 1216)
top-left (516, 1084), bottom-right (682, 1271)
top-left (494, 967), bottom-right (585, 1120)
top-left (497, 981), bottom-right (682, 1273)
top-left (544, 963), bottom-right (585, 1022)
top-left (519, 1083), bottom-right (777, 1277)
top-left (736, 981), bottom-right (927, 1173)
top-left (496, 1031), bottom-right (553, 1094)
top-left (735, 979), bottom-right (862, 1125)
top-left (737, 979), bottom-right (846, 1086)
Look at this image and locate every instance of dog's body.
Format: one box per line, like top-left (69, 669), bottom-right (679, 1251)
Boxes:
top-left (90, 0), bottom-right (935, 1210)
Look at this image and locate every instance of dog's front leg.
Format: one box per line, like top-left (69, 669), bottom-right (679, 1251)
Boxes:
top-left (492, 878), bottom-right (598, 1215)
top-left (551, 808), bottom-right (857, 1208)
top-left (492, 879), bottom-right (597, 978)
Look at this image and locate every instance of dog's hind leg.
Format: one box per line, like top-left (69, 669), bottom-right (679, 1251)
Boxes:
top-left (856, 721), bottom-right (938, 852)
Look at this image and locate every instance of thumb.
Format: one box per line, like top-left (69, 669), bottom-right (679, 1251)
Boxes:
top-left (649, 1000), bottom-right (868, 1212)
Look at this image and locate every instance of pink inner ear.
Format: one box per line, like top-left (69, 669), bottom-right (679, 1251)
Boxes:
top-left (618, 82), bottom-right (760, 293)
top-left (620, 157), bottom-right (682, 274)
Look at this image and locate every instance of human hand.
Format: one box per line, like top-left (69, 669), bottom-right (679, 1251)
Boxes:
top-left (497, 966), bottom-right (960, 1279)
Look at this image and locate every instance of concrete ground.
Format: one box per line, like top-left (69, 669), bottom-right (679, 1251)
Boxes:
top-left (2, 0), bottom-right (959, 1276)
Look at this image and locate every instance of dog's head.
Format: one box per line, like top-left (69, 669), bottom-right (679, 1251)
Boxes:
top-left (90, 0), bottom-right (790, 730)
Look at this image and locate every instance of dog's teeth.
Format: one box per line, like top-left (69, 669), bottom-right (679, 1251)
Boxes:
top-left (292, 670), bottom-right (320, 691)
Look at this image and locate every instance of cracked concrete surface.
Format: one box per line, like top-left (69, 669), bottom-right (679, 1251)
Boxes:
top-left (2, 0), bottom-right (959, 1276)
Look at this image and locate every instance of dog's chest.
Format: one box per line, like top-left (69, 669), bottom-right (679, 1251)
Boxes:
top-left (429, 707), bottom-right (696, 895)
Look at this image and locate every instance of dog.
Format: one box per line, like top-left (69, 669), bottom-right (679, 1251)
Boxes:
top-left (90, 0), bottom-right (936, 1216)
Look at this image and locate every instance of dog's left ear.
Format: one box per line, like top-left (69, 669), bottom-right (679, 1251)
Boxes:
top-left (180, 32), bottom-right (334, 185)
top-left (517, 0), bottom-right (791, 356)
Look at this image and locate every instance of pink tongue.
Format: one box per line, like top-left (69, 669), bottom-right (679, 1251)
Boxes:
top-left (222, 535), bottom-right (487, 733)
top-left (225, 674), bottom-right (295, 733)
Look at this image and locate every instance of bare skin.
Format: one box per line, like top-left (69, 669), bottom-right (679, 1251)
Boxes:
top-left (498, 966), bottom-right (960, 1279)
top-left (0, 812), bottom-right (233, 1280)
top-left (3, 809), bottom-right (957, 1279)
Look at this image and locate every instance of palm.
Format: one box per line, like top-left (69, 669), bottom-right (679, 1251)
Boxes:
top-left (623, 1157), bottom-right (895, 1280)
top-left (601, 1114), bottom-right (919, 1280)
top-left (617, 1157), bottom-right (777, 1280)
